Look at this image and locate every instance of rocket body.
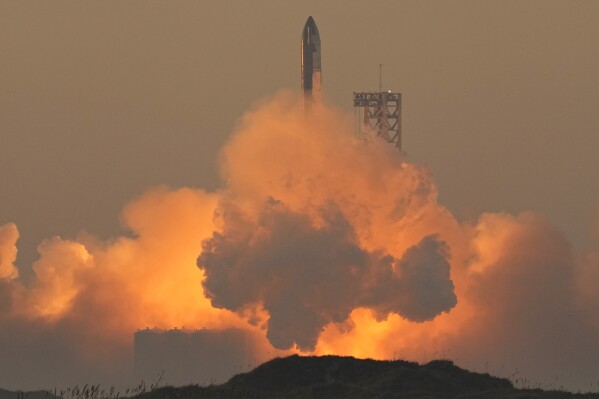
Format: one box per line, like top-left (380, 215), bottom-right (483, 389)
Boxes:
top-left (301, 16), bottom-right (321, 109)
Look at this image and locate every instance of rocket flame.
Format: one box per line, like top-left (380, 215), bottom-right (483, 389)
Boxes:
top-left (0, 93), bottom-right (598, 390)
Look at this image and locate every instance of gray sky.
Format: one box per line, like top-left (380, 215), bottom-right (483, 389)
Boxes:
top-left (2, 1), bottom-right (598, 270)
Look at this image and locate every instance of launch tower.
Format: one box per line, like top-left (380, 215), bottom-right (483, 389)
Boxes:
top-left (353, 65), bottom-right (402, 150)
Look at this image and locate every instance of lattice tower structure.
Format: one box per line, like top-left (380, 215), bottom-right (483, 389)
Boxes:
top-left (353, 91), bottom-right (402, 150)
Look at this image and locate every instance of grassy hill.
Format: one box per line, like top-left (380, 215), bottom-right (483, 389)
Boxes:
top-left (137, 355), bottom-right (599, 399)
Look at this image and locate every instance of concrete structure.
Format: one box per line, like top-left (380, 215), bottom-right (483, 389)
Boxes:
top-left (134, 328), bottom-right (258, 386)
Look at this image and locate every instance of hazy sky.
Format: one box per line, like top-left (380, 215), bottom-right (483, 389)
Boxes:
top-left (1, 0), bottom-right (599, 391)
top-left (2, 1), bottom-right (598, 269)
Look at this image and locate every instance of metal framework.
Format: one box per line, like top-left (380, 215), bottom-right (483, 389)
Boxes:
top-left (353, 91), bottom-right (402, 150)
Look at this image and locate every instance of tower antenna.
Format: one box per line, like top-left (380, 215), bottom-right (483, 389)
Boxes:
top-left (353, 64), bottom-right (402, 150)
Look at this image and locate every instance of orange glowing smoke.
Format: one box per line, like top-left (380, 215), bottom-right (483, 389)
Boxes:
top-left (2, 188), bottom-right (258, 358)
top-left (0, 223), bottom-right (19, 281)
top-left (0, 92), bottom-right (598, 390)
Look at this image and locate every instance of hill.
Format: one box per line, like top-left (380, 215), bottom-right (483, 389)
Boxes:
top-left (137, 355), bottom-right (599, 399)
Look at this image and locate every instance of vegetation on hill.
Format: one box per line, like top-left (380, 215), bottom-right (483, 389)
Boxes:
top-left (2, 356), bottom-right (597, 399)
top-left (135, 355), bottom-right (599, 399)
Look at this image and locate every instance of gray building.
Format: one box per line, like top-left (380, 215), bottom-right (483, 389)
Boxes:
top-left (134, 328), bottom-right (259, 387)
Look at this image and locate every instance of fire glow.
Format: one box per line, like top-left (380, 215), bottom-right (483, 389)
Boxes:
top-left (0, 95), bottom-right (598, 390)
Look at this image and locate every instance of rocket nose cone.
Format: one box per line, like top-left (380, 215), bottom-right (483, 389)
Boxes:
top-left (302, 16), bottom-right (320, 42)
top-left (303, 16), bottom-right (318, 32)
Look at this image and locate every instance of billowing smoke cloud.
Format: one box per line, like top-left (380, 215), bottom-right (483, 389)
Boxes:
top-left (199, 198), bottom-right (456, 350)
top-left (195, 93), bottom-right (461, 351)
top-left (0, 223), bottom-right (19, 281)
top-left (0, 93), bottom-right (598, 391)
top-left (452, 212), bottom-right (599, 386)
top-left (0, 188), bottom-right (273, 389)
top-left (316, 211), bottom-right (599, 390)
top-left (363, 234), bottom-right (456, 323)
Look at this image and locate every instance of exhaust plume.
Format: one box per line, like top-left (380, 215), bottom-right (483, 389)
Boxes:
top-left (0, 93), bottom-right (598, 391)
top-left (199, 199), bottom-right (456, 350)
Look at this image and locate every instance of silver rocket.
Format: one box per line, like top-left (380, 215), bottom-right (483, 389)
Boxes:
top-left (301, 16), bottom-right (322, 109)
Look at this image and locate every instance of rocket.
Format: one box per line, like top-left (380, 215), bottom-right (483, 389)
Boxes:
top-left (301, 16), bottom-right (322, 109)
